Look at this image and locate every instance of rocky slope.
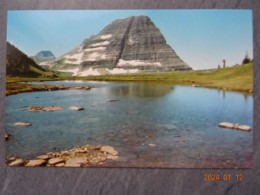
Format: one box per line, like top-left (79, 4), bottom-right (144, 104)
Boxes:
top-left (31, 50), bottom-right (56, 64)
top-left (48, 15), bottom-right (192, 76)
top-left (6, 42), bottom-right (58, 77)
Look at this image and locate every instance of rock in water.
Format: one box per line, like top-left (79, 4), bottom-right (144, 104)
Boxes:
top-left (13, 122), bottom-right (32, 126)
top-left (218, 122), bottom-right (234, 129)
top-left (218, 122), bottom-right (251, 131)
top-left (69, 106), bottom-right (84, 111)
top-left (48, 15), bottom-right (192, 75)
top-left (100, 146), bottom-right (118, 156)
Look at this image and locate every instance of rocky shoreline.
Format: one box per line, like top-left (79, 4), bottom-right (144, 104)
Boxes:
top-left (6, 145), bottom-right (119, 167)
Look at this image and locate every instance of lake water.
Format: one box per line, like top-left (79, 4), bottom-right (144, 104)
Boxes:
top-left (5, 81), bottom-right (253, 168)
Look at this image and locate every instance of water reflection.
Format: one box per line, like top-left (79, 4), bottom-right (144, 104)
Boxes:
top-left (111, 82), bottom-right (174, 98)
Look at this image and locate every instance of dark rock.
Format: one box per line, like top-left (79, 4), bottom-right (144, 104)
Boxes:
top-left (5, 133), bottom-right (10, 141)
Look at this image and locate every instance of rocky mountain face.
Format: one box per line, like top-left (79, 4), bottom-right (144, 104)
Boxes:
top-left (31, 50), bottom-right (56, 64)
top-left (49, 15), bottom-right (192, 76)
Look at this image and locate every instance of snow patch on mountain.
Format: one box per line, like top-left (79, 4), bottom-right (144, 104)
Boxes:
top-left (91, 41), bottom-right (110, 47)
top-left (117, 59), bottom-right (162, 67)
top-left (100, 34), bottom-right (112, 39)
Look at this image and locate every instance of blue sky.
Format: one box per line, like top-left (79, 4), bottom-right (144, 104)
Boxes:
top-left (7, 10), bottom-right (253, 70)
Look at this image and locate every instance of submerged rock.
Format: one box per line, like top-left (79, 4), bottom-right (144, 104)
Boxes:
top-left (69, 106), bottom-right (84, 111)
top-left (13, 122), bottom-right (32, 126)
top-left (25, 159), bottom-right (46, 167)
top-left (106, 99), bottom-right (119, 102)
top-left (29, 106), bottom-right (64, 112)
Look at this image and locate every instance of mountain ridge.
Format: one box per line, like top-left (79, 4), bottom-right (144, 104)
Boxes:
top-left (47, 15), bottom-right (192, 76)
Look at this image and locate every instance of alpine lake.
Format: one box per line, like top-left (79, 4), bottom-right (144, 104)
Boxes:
top-left (5, 81), bottom-right (253, 168)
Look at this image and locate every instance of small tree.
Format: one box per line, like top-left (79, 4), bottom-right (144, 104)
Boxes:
top-left (242, 52), bottom-right (251, 64)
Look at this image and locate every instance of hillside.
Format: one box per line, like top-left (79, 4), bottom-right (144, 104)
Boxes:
top-left (6, 42), bottom-right (58, 78)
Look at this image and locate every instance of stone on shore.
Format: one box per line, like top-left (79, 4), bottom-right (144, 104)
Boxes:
top-left (13, 122), bottom-right (32, 126)
top-left (192, 84), bottom-right (199, 87)
top-left (25, 159), bottom-right (46, 167)
top-left (48, 158), bottom-right (65, 165)
top-left (148, 143), bottom-right (156, 147)
top-left (69, 106), bottom-right (84, 111)
top-left (36, 154), bottom-right (51, 160)
top-left (100, 146), bottom-right (118, 156)
top-left (9, 159), bottom-right (25, 166)
top-left (55, 162), bottom-right (65, 167)
top-left (64, 157), bottom-right (88, 167)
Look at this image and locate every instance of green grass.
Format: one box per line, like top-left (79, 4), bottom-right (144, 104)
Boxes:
top-left (6, 63), bottom-right (253, 95)
top-left (78, 63), bottom-right (253, 93)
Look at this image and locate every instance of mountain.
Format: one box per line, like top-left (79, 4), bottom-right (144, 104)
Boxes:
top-left (6, 42), bottom-right (58, 77)
top-left (31, 50), bottom-right (56, 64)
top-left (48, 15), bottom-right (192, 76)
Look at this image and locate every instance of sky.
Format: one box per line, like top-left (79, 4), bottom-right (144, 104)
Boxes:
top-left (7, 10), bottom-right (253, 70)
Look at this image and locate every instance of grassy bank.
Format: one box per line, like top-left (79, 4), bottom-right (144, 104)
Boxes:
top-left (6, 63), bottom-right (253, 95)
top-left (81, 63), bottom-right (253, 93)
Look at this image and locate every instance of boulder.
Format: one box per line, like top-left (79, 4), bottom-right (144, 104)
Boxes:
top-left (148, 143), bottom-right (156, 147)
top-left (25, 159), bottom-right (46, 167)
top-left (69, 106), bottom-right (84, 111)
top-left (9, 159), bottom-right (25, 166)
top-left (100, 146), bottom-right (118, 156)
top-left (48, 158), bottom-right (65, 165)
top-left (13, 122), bottom-right (32, 126)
